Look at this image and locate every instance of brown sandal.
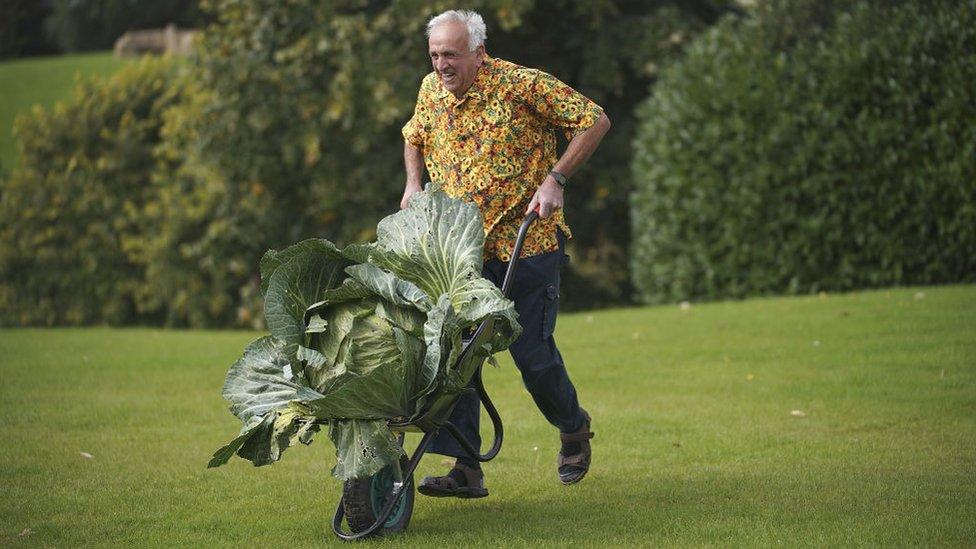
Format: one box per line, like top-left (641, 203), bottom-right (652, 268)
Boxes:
top-left (558, 409), bottom-right (594, 485)
top-left (417, 462), bottom-right (489, 499)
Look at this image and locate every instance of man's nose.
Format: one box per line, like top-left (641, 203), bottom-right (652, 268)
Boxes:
top-left (434, 58), bottom-right (449, 72)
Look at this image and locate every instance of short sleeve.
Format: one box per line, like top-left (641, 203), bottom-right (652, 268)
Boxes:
top-left (401, 74), bottom-right (437, 148)
top-left (517, 69), bottom-right (604, 139)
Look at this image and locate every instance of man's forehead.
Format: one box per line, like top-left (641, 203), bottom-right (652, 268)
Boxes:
top-left (428, 22), bottom-right (468, 51)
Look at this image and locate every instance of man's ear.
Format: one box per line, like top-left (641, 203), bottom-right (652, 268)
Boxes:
top-left (475, 44), bottom-right (486, 64)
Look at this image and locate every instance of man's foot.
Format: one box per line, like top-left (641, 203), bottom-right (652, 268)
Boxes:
top-left (558, 409), bottom-right (594, 485)
top-left (417, 461), bottom-right (489, 498)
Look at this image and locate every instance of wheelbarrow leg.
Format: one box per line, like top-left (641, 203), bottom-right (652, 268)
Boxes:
top-left (442, 365), bottom-right (505, 462)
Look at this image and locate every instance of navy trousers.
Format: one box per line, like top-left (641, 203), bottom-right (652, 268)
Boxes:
top-left (429, 231), bottom-right (586, 459)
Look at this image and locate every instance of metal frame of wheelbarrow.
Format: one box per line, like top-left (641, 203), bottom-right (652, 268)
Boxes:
top-left (329, 209), bottom-right (540, 541)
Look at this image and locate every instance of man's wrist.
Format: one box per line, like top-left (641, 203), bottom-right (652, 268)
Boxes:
top-left (549, 170), bottom-right (568, 188)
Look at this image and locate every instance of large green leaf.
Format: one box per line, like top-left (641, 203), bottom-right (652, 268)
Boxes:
top-left (328, 418), bottom-right (403, 480)
top-left (221, 336), bottom-right (324, 424)
top-left (208, 415), bottom-right (271, 468)
top-left (302, 299), bottom-right (374, 390)
top-left (345, 262), bottom-right (432, 313)
top-left (413, 294), bottom-right (463, 412)
top-left (307, 278), bottom-right (374, 310)
top-left (208, 337), bottom-right (326, 468)
top-left (264, 239), bottom-right (353, 361)
top-left (370, 189), bottom-right (521, 350)
top-left (304, 301), bottom-right (421, 419)
top-left (371, 189), bottom-right (486, 300)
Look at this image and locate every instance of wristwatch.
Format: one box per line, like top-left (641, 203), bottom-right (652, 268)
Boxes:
top-left (549, 170), bottom-right (568, 188)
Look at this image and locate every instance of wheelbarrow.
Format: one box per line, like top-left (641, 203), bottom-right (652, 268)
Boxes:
top-left (313, 209), bottom-right (539, 541)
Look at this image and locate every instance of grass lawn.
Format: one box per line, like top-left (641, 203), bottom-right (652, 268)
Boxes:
top-left (0, 52), bottom-right (128, 171)
top-left (1, 285), bottom-right (973, 547)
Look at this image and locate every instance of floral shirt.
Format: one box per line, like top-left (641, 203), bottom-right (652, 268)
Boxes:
top-left (402, 55), bottom-right (604, 261)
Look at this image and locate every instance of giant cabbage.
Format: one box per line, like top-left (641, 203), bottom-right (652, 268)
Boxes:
top-left (208, 189), bottom-right (520, 480)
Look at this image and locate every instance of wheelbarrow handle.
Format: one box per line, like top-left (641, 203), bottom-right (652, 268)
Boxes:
top-left (500, 208), bottom-right (540, 297)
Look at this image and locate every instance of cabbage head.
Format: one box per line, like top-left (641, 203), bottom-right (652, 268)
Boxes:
top-left (208, 189), bottom-right (520, 480)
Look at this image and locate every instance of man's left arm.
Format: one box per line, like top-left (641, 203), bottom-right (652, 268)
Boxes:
top-left (527, 112), bottom-right (611, 218)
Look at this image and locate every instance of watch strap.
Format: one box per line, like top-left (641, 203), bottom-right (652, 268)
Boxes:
top-left (549, 170), bottom-right (568, 187)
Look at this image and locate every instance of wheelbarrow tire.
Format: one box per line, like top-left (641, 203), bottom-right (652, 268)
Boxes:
top-left (341, 456), bottom-right (414, 537)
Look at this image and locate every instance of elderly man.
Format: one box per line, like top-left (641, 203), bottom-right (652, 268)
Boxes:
top-left (401, 9), bottom-right (610, 497)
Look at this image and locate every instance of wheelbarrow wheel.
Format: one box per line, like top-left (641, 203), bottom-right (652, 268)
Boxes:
top-left (341, 456), bottom-right (414, 537)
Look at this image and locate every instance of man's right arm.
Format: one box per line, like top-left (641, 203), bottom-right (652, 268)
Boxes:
top-left (401, 141), bottom-right (424, 209)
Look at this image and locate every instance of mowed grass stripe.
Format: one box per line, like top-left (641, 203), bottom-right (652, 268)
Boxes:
top-left (0, 285), bottom-right (973, 547)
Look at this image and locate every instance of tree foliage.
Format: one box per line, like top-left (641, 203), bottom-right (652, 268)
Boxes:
top-left (0, 0), bottom-right (58, 59)
top-left (630, 0), bottom-right (976, 304)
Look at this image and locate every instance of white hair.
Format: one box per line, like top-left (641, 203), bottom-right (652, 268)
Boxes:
top-left (426, 10), bottom-right (487, 52)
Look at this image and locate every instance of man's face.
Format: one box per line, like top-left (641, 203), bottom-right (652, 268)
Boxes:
top-left (428, 21), bottom-right (484, 98)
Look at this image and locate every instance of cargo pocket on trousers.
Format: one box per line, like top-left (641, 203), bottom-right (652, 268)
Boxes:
top-left (542, 284), bottom-right (559, 339)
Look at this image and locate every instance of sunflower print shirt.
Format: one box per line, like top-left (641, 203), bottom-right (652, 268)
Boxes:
top-left (402, 55), bottom-right (604, 261)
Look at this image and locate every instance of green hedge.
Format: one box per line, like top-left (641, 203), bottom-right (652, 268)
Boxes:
top-left (0, 56), bottom-right (180, 325)
top-left (630, 0), bottom-right (976, 304)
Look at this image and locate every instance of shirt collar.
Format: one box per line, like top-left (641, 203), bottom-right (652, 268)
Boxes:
top-left (436, 54), bottom-right (494, 103)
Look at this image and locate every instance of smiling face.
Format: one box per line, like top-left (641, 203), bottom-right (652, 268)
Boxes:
top-left (428, 20), bottom-right (485, 98)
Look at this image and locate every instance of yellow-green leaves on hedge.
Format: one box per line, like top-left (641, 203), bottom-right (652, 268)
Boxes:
top-left (0, 56), bottom-right (181, 325)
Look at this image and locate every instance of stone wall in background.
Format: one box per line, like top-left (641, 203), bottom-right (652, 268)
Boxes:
top-left (114, 24), bottom-right (198, 57)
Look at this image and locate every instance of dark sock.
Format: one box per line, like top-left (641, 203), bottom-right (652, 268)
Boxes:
top-left (447, 468), bottom-right (468, 486)
top-left (561, 441), bottom-right (582, 456)
top-left (450, 457), bottom-right (481, 487)
top-left (456, 456), bottom-right (481, 470)
top-left (561, 412), bottom-right (588, 458)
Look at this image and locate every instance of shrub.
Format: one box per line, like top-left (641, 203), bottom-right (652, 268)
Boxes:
top-left (0, 56), bottom-right (180, 325)
top-left (137, 0), bottom-right (416, 327)
top-left (630, 0), bottom-right (976, 304)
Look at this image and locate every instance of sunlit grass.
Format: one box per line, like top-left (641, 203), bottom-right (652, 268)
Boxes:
top-left (0, 285), bottom-right (973, 546)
